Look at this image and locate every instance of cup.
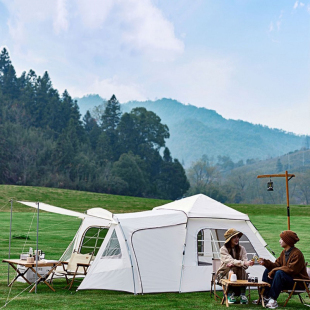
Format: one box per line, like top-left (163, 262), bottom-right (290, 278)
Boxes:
top-left (230, 274), bottom-right (237, 282)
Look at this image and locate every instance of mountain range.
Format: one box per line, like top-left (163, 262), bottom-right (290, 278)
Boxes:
top-left (76, 95), bottom-right (308, 167)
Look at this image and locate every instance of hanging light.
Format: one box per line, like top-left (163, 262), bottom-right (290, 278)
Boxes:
top-left (267, 178), bottom-right (273, 191)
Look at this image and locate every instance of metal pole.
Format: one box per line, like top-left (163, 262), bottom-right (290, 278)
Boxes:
top-left (35, 202), bottom-right (39, 293)
top-left (285, 171), bottom-right (290, 230)
top-left (8, 199), bottom-right (13, 285)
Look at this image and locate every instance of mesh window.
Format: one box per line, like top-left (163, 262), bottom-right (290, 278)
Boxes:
top-left (80, 227), bottom-right (108, 256)
top-left (197, 228), bottom-right (258, 266)
top-left (102, 229), bottom-right (122, 259)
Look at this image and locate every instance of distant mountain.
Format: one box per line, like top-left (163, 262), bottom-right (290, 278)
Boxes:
top-left (75, 94), bottom-right (106, 117)
top-left (76, 95), bottom-right (308, 166)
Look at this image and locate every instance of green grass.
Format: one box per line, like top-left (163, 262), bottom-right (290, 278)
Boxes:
top-left (0, 185), bottom-right (310, 309)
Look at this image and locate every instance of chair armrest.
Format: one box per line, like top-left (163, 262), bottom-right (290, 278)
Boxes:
top-left (76, 263), bottom-right (90, 267)
top-left (293, 279), bottom-right (310, 282)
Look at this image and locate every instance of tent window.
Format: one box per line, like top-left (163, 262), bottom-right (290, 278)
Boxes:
top-left (102, 229), bottom-right (122, 259)
top-left (197, 228), bottom-right (258, 266)
top-left (80, 227), bottom-right (108, 256)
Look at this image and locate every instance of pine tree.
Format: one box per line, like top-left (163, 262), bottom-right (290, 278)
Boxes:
top-left (0, 48), bottom-right (18, 98)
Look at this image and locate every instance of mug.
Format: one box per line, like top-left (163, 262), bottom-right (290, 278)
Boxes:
top-left (230, 274), bottom-right (237, 282)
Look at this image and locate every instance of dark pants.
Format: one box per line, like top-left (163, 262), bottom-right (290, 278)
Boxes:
top-left (262, 268), bottom-right (295, 300)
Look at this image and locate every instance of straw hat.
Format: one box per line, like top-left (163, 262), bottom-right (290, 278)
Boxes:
top-left (224, 228), bottom-right (243, 244)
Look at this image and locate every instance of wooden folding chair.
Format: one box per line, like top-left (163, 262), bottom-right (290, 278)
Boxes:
top-left (210, 258), bottom-right (222, 300)
top-left (283, 267), bottom-right (310, 307)
top-left (50, 252), bottom-right (93, 290)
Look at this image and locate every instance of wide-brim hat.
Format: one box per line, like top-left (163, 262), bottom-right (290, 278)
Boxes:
top-left (224, 228), bottom-right (243, 244)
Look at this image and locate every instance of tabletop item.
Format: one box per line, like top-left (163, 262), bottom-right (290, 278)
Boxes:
top-left (230, 274), bottom-right (237, 282)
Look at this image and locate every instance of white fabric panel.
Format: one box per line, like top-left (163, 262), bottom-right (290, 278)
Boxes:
top-left (181, 266), bottom-right (212, 292)
top-left (132, 224), bottom-right (186, 293)
top-left (17, 201), bottom-right (87, 219)
top-left (78, 225), bottom-right (136, 293)
top-left (115, 210), bottom-right (187, 237)
top-left (154, 194), bottom-right (249, 220)
top-left (79, 267), bottom-right (135, 292)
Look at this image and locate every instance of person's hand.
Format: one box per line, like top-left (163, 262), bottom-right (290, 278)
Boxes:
top-left (268, 274), bottom-right (273, 279)
top-left (244, 261), bottom-right (254, 267)
top-left (226, 263), bottom-right (234, 267)
top-left (258, 258), bottom-right (265, 266)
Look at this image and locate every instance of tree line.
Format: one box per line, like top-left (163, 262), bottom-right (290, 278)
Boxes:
top-left (0, 48), bottom-right (189, 200)
top-left (186, 152), bottom-right (310, 205)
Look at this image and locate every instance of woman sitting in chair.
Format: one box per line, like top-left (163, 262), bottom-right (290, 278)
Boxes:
top-left (217, 228), bottom-right (254, 304)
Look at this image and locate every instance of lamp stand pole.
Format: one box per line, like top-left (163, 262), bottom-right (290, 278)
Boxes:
top-left (285, 171), bottom-right (290, 230)
top-left (257, 171), bottom-right (295, 230)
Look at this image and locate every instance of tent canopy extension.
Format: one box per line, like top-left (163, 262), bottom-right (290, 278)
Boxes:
top-left (19, 194), bottom-right (275, 294)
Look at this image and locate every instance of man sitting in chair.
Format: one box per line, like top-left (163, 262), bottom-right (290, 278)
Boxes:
top-left (254, 230), bottom-right (309, 309)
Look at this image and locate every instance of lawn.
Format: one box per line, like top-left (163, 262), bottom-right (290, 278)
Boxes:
top-left (0, 185), bottom-right (309, 309)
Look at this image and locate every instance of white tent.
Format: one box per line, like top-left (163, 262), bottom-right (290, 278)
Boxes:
top-left (77, 194), bottom-right (275, 294)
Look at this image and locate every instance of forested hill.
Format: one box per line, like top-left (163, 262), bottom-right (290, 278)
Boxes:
top-left (77, 96), bottom-right (308, 167)
top-left (0, 48), bottom-right (189, 200)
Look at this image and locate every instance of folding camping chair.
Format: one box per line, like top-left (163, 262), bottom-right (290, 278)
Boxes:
top-left (210, 258), bottom-right (222, 300)
top-left (50, 252), bottom-right (93, 290)
top-left (283, 267), bottom-right (310, 307)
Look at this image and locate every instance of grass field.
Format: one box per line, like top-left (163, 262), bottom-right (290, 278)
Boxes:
top-left (0, 185), bottom-right (309, 309)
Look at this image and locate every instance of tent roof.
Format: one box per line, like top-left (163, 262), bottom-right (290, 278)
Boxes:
top-left (153, 194), bottom-right (249, 220)
top-left (86, 208), bottom-right (114, 221)
top-left (115, 209), bottom-right (187, 232)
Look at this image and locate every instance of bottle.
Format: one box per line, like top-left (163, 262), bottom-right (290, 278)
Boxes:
top-left (228, 270), bottom-right (234, 281)
top-left (29, 247), bottom-right (33, 256)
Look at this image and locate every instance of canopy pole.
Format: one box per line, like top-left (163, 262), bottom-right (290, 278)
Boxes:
top-left (8, 199), bottom-right (13, 285)
top-left (285, 171), bottom-right (290, 230)
top-left (178, 229), bottom-right (187, 292)
top-left (35, 202), bottom-right (39, 294)
top-left (115, 217), bottom-right (137, 295)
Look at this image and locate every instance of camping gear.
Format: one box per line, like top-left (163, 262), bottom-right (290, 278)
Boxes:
top-left (78, 194), bottom-right (275, 293)
top-left (18, 194), bottom-right (275, 294)
top-left (50, 252), bottom-right (93, 289)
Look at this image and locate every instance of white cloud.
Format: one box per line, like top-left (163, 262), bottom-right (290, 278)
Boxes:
top-left (77, 0), bottom-right (114, 29)
top-left (119, 0), bottom-right (184, 59)
top-left (3, 0), bottom-right (183, 62)
top-left (294, 1), bottom-right (305, 9)
top-left (269, 22), bottom-right (274, 32)
top-left (294, 1), bottom-right (299, 9)
top-left (54, 0), bottom-right (69, 34)
top-left (89, 76), bottom-right (146, 103)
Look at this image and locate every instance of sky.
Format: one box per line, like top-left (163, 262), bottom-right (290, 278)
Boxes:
top-left (0, 0), bottom-right (309, 135)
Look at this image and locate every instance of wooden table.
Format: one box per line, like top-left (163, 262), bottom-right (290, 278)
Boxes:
top-left (220, 279), bottom-right (270, 307)
top-left (2, 259), bottom-right (59, 292)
